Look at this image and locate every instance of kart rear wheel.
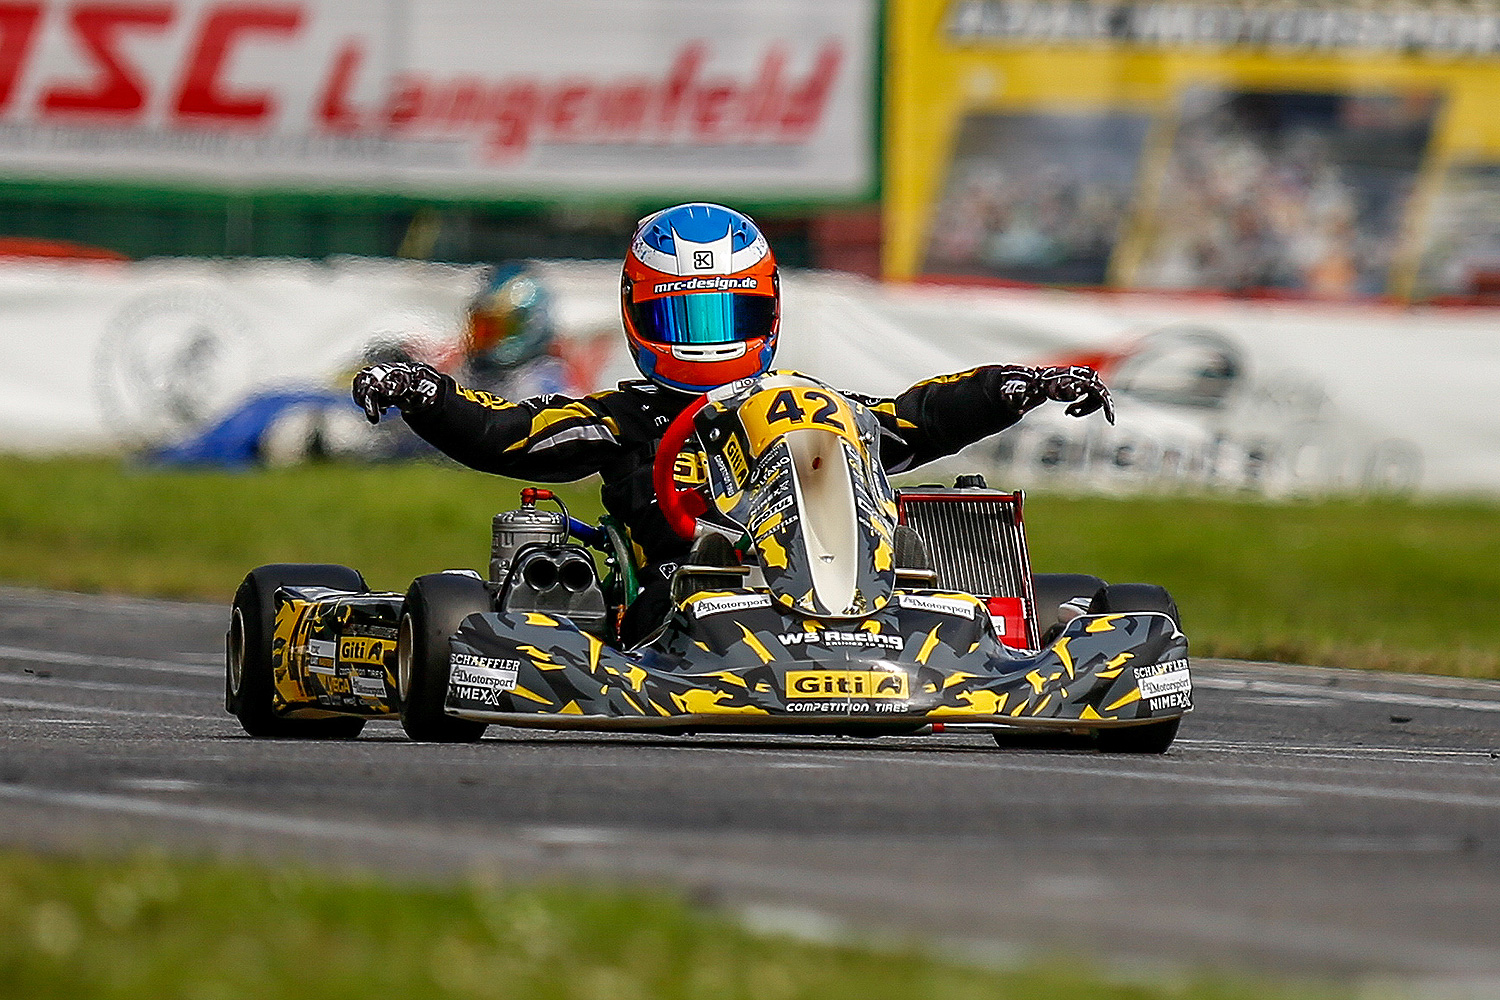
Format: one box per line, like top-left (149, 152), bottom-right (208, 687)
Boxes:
top-left (397, 573), bottom-right (491, 743)
top-left (226, 564), bottom-right (368, 739)
top-left (1087, 582), bottom-right (1183, 755)
top-left (1032, 573), bottom-right (1107, 625)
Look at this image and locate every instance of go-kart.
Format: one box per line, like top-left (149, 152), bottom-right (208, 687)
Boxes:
top-left (225, 373), bottom-right (1191, 752)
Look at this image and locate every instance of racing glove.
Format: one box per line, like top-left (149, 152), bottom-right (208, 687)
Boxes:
top-left (351, 361), bottom-right (443, 424)
top-left (998, 365), bottom-right (1115, 424)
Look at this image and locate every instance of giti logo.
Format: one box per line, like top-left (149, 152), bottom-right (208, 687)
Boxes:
top-left (338, 636), bottom-right (392, 665)
top-left (785, 670), bottom-right (909, 699)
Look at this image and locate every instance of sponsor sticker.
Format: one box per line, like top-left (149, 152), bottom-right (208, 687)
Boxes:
top-left (897, 594), bottom-right (980, 618)
top-left (453, 683), bottom-right (502, 707)
top-left (785, 669), bottom-right (909, 699)
top-left (450, 653), bottom-right (522, 692)
top-left (1135, 660), bottom-right (1191, 700)
top-left (306, 638), bottom-right (337, 674)
top-left (339, 636), bottom-right (392, 666)
top-left (352, 672), bottom-right (387, 699)
top-left (783, 700), bottom-right (910, 713)
top-left (751, 494), bottom-right (794, 524)
top-left (653, 276), bottom-right (758, 294)
top-left (692, 593), bottom-right (774, 617)
top-left (778, 631), bottom-right (904, 651)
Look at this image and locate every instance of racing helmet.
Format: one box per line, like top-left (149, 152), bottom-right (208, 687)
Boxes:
top-left (465, 262), bottom-right (555, 381)
top-left (621, 203), bottom-right (780, 393)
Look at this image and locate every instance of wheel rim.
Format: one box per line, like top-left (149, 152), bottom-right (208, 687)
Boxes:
top-left (397, 613), bottom-right (415, 700)
top-left (228, 607), bottom-right (246, 696)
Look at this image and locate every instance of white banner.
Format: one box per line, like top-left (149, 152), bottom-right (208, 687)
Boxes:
top-left (0, 0), bottom-right (874, 199)
top-left (4, 256), bottom-right (1496, 495)
top-left (544, 263), bottom-right (1500, 496)
top-left (0, 257), bottom-right (482, 451)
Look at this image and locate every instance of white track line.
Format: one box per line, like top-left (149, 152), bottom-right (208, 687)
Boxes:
top-left (0, 781), bottom-right (547, 859)
top-left (663, 745), bottom-right (1500, 808)
top-left (0, 673), bottom-right (206, 698)
top-left (0, 644), bottom-right (217, 676)
top-left (0, 586), bottom-right (225, 621)
top-left (1, 781), bottom-right (1497, 980)
top-left (1177, 739), bottom-right (1496, 757)
top-left (1195, 675), bottom-right (1500, 713)
top-left (0, 696), bottom-right (223, 723)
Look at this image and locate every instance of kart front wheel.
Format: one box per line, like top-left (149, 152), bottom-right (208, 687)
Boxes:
top-left (1087, 583), bottom-right (1183, 755)
top-left (226, 564), bottom-right (368, 740)
top-left (397, 573), bottom-right (491, 743)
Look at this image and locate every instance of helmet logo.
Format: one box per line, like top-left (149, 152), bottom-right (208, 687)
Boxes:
top-left (674, 227), bottom-right (731, 275)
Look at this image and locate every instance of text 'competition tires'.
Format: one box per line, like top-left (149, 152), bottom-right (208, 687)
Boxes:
top-left (397, 573), bottom-right (492, 744)
top-left (226, 563), bottom-right (368, 740)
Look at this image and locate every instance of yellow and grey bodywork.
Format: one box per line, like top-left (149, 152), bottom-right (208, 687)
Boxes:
top-left (270, 587), bottom-right (402, 719)
top-left (441, 587), bottom-right (1190, 732)
top-left (265, 583), bottom-right (1190, 733)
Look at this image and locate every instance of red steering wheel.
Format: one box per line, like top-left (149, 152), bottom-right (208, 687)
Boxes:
top-left (653, 393), bottom-right (711, 539)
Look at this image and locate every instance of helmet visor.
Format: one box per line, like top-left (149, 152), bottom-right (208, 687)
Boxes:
top-left (626, 291), bottom-right (776, 345)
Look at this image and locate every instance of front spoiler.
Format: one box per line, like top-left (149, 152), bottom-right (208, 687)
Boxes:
top-left (436, 709), bottom-right (1184, 732)
top-left (443, 599), bottom-right (1192, 732)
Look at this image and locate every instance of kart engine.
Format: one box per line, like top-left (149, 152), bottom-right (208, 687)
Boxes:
top-left (491, 489), bottom-right (608, 637)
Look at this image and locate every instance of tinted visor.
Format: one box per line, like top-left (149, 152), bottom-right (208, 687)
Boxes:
top-left (626, 291), bottom-right (776, 345)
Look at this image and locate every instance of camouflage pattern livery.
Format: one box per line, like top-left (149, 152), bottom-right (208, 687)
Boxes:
top-left (442, 587), bottom-right (1190, 731)
top-left (271, 586), bottom-right (402, 718)
top-left (696, 375), bottom-right (900, 619)
top-left (253, 373), bottom-right (1192, 741)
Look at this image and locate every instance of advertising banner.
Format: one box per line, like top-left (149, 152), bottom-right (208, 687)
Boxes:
top-left (0, 257), bottom-right (483, 452)
top-left (886, 0), bottom-right (1500, 301)
top-left (0, 0), bottom-right (875, 200)
top-left (538, 264), bottom-right (1500, 496)
top-left (5, 258), bottom-right (1496, 495)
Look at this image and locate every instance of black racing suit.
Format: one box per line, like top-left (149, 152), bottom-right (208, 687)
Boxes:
top-left (402, 367), bottom-right (1039, 642)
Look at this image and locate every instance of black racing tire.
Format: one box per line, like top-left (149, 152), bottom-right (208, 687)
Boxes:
top-left (226, 564), bottom-right (368, 739)
top-left (397, 573), bottom-right (492, 743)
top-left (1087, 582), bottom-right (1183, 754)
top-left (1031, 573), bottom-right (1107, 625)
top-left (1087, 582), bottom-right (1182, 629)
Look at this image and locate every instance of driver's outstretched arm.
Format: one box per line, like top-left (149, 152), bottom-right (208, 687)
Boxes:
top-left (399, 372), bottom-right (625, 481)
top-left (858, 364), bottom-right (1112, 473)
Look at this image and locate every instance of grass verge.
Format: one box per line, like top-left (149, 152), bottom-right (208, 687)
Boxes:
top-left (1, 455), bottom-right (1497, 677)
top-left (0, 850), bottom-right (1343, 1000)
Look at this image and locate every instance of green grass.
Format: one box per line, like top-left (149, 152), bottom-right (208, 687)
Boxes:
top-left (1, 455), bottom-right (1497, 677)
top-left (1021, 493), bottom-right (1500, 677)
top-left (0, 850), bottom-right (1342, 1000)
top-left (0, 455), bottom-right (605, 600)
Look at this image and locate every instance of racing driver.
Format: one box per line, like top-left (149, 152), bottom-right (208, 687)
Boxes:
top-left (353, 203), bottom-right (1114, 644)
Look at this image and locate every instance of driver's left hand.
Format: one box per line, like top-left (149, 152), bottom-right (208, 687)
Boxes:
top-left (1038, 365), bottom-right (1115, 424)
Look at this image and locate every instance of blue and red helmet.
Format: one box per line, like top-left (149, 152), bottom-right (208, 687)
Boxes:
top-left (621, 203), bottom-right (780, 393)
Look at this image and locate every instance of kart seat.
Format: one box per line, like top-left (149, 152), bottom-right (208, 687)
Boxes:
top-left (894, 524), bottom-right (938, 587)
top-left (670, 533), bottom-right (749, 604)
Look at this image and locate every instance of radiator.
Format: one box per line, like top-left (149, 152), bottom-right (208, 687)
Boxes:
top-left (896, 488), bottom-right (1039, 649)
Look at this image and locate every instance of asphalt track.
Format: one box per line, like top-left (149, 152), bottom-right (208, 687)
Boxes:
top-left (2, 584), bottom-right (1498, 994)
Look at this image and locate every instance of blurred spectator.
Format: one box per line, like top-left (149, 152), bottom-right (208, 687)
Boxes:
top-left (151, 261), bottom-right (569, 466)
top-left (922, 113), bottom-right (1146, 285)
top-left (1136, 90), bottom-right (1436, 298)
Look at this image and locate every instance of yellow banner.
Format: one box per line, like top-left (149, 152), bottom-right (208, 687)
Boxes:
top-left (885, 0), bottom-right (1500, 301)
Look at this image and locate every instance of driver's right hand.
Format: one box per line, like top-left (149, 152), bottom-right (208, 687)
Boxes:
top-left (352, 362), bottom-right (443, 424)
